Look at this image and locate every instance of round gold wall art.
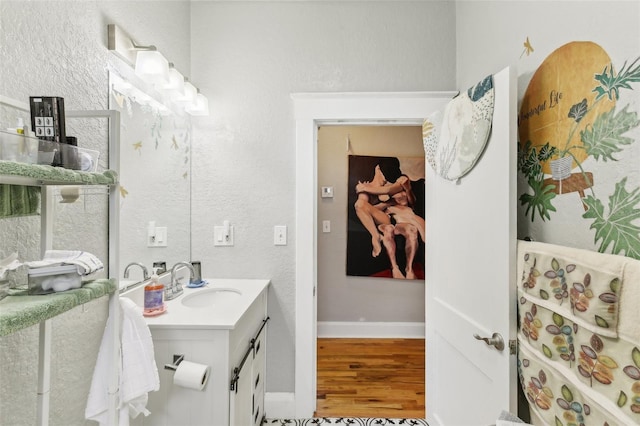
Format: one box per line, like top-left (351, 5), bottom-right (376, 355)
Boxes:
top-left (518, 41), bottom-right (615, 176)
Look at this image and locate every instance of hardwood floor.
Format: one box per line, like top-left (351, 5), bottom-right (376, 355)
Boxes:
top-left (315, 338), bottom-right (425, 419)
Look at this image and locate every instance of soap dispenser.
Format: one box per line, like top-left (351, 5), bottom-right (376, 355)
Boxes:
top-left (143, 270), bottom-right (166, 316)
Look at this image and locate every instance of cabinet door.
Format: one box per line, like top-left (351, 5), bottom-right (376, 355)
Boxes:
top-left (229, 358), bottom-right (252, 426)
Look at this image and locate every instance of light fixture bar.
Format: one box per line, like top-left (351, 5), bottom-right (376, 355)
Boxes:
top-left (108, 23), bottom-right (210, 116)
top-left (108, 24), bottom-right (157, 67)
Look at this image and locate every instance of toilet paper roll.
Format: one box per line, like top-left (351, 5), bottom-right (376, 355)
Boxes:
top-left (173, 361), bottom-right (210, 391)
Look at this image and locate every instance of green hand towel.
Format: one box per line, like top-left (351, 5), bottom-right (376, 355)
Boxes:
top-left (0, 184), bottom-right (40, 218)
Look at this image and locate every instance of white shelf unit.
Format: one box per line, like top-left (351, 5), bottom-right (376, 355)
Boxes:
top-left (0, 96), bottom-right (121, 425)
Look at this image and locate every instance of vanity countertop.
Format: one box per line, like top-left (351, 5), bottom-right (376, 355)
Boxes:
top-left (123, 278), bottom-right (270, 330)
top-left (0, 279), bottom-right (117, 337)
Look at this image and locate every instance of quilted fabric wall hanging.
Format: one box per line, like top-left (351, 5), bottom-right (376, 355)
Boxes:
top-left (424, 75), bottom-right (495, 181)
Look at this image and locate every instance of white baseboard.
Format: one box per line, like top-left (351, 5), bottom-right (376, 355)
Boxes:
top-left (265, 392), bottom-right (296, 419)
top-left (317, 321), bottom-right (425, 338)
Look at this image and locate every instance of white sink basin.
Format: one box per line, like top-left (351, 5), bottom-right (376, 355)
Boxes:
top-left (120, 278), bottom-right (269, 329)
top-left (180, 287), bottom-right (242, 308)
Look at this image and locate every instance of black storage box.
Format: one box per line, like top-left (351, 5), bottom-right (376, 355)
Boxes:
top-left (29, 96), bottom-right (66, 144)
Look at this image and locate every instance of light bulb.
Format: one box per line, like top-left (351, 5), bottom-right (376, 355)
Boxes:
top-left (186, 93), bottom-right (209, 116)
top-left (135, 50), bottom-right (169, 85)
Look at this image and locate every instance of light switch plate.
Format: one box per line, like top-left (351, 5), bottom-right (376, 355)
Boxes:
top-left (154, 227), bottom-right (167, 247)
top-left (147, 225), bottom-right (167, 247)
top-left (214, 225), bottom-right (234, 246)
top-left (274, 225), bottom-right (287, 245)
top-left (321, 186), bottom-right (334, 198)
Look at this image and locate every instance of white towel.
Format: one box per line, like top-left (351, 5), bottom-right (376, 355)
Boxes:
top-left (85, 298), bottom-right (159, 425)
top-left (27, 249), bottom-right (103, 276)
top-left (119, 298), bottom-right (160, 422)
top-left (85, 302), bottom-right (117, 424)
top-left (0, 252), bottom-right (21, 280)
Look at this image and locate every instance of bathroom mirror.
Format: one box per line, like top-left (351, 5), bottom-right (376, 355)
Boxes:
top-left (109, 72), bottom-right (192, 282)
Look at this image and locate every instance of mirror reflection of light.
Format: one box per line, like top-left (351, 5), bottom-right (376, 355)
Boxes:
top-left (165, 65), bottom-right (185, 99)
top-left (186, 92), bottom-right (209, 116)
top-left (174, 81), bottom-right (197, 105)
top-left (111, 73), bottom-right (174, 116)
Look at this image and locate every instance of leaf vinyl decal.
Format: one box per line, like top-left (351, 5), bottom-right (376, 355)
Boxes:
top-left (582, 177), bottom-right (640, 260)
top-left (568, 99), bottom-right (588, 123)
top-left (581, 104), bottom-right (639, 162)
top-left (593, 57), bottom-right (640, 101)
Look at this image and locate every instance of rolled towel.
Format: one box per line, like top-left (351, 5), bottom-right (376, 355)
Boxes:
top-left (0, 252), bottom-right (22, 279)
top-left (26, 250), bottom-right (103, 276)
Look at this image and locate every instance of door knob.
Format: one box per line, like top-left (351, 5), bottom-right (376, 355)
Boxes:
top-left (473, 332), bottom-right (505, 351)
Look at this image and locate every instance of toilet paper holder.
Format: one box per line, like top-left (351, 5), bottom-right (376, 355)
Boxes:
top-left (164, 354), bottom-right (185, 371)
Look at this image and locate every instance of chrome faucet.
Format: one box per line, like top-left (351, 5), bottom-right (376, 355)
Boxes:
top-left (123, 262), bottom-right (149, 281)
top-left (166, 261), bottom-right (195, 300)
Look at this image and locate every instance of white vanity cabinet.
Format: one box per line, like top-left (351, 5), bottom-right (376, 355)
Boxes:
top-left (138, 279), bottom-right (269, 426)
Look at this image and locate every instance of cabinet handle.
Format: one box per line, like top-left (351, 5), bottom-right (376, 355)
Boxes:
top-left (230, 316), bottom-right (270, 391)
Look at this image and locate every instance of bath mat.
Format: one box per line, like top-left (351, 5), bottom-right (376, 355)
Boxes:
top-left (264, 418), bottom-right (428, 425)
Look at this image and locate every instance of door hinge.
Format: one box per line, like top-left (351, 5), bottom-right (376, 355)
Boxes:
top-left (509, 339), bottom-right (517, 355)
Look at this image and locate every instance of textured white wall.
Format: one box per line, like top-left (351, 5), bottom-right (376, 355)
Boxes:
top-left (189, 1), bottom-right (456, 392)
top-left (0, 324), bottom-right (39, 425)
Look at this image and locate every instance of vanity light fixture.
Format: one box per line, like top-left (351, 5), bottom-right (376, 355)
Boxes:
top-left (107, 24), bottom-right (169, 84)
top-left (186, 89), bottom-right (210, 116)
top-left (174, 79), bottom-right (198, 104)
top-left (107, 24), bottom-right (209, 115)
top-left (108, 24), bottom-right (155, 68)
top-left (164, 64), bottom-right (185, 99)
top-left (135, 50), bottom-right (169, 85)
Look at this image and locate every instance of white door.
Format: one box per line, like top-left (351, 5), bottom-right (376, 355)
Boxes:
top-left (425, 66), bottom-right (518, 425)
